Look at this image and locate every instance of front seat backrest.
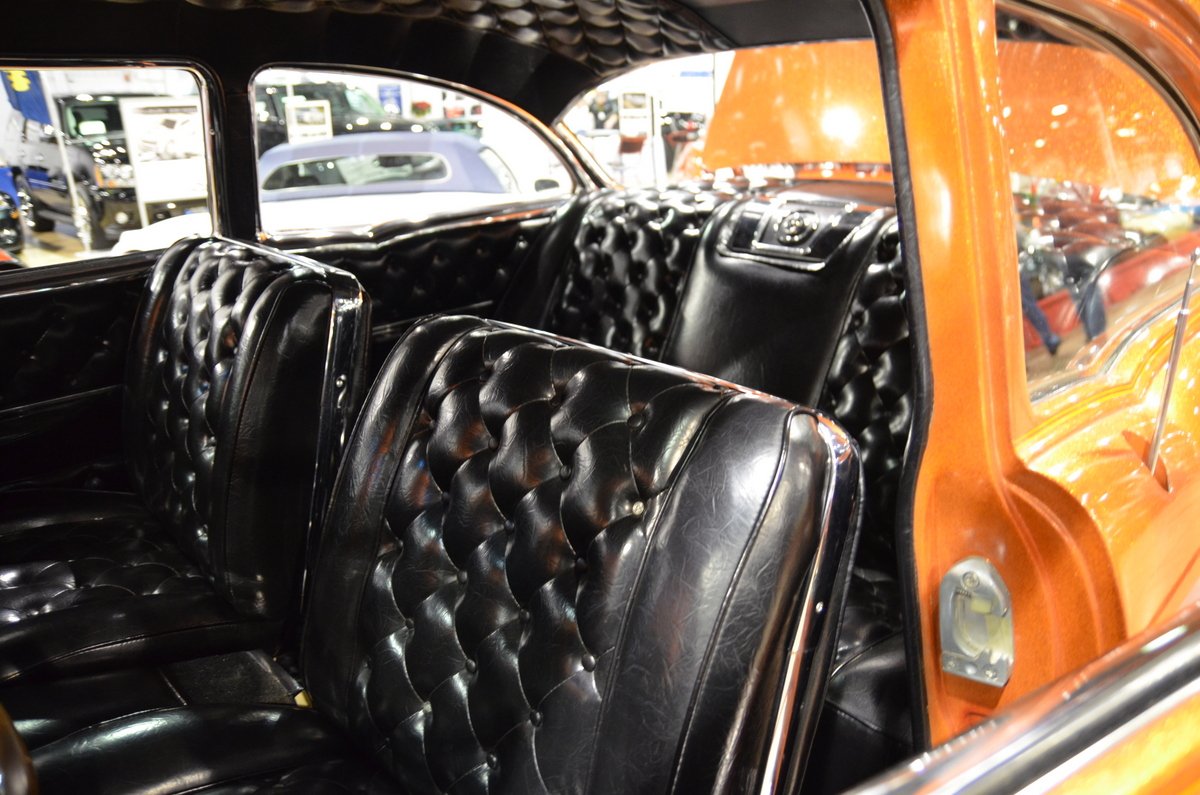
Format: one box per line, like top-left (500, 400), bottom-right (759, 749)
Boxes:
top-left (302, 315), bottom-right (860, 793)
top-left (123, 237), bottom-right (369, 620)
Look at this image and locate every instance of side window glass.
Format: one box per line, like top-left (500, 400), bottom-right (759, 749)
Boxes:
top-left (251, 69), bottom-right (575, 238)
top-left (561, 42), bottom-right (890, 190)
top-left (0, 67), bottom-right (212, 268)
top-left (997, 17), bottom-right (1200, 397)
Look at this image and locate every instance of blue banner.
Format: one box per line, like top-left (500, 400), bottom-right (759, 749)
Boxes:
top-left (0, 166), bottom-right (16, 202)
top-left (2, 69), bottom-right (52, 126)
top-left (378, 84), bottom-right (404, 115)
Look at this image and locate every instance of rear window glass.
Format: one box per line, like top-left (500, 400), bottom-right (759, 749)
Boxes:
top-left (262, 152), bottom-right (450, 191)
top-left (561, 41), bottom-right (889, 190)
top-left (245, 68), bottom-right (575, 239)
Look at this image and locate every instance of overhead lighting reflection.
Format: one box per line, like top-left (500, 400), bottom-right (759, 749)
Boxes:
top-left (820, 106), bottom-right (863, 146)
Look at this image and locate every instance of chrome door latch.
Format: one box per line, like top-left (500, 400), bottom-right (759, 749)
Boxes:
top-left (939, 557), bottom-right (1013, 688)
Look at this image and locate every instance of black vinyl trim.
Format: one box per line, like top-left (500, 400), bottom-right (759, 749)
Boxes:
top-left (859, 0), bottom-right (933, 751)
top-left (0, 253), bottom-right (153, 295)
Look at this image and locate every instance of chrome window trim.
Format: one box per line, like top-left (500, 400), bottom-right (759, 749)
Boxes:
top-left (847, 601), bottom-right (1200, 795)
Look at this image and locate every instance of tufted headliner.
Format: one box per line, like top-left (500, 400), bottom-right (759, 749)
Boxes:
top-left (8, 0), bottom-right (870, 124)
top-left (94, 0), bottom-right (733, 76)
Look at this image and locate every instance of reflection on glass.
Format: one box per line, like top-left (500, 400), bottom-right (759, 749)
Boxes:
top-left (998, 20), bottom-right (1200, 396)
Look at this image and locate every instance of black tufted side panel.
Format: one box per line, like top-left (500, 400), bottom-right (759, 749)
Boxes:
top-left (87, 0), bottom-right (730, 76)
top-left (304, 315), bottom-right (859, 794)
top-left (547, 188), bottom-right (731, 360)
top-left (818, 220), bottom-right (911, 569)
top-left (0, 278), bottom-right (142, 410)
top-left (807, 221), bottom-right (915, 790)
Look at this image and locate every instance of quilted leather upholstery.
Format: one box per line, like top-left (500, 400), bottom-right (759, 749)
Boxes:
top-left (546, 188), bottom-right (730, 359)
top-left (125, 237), bottom-right (368, 618)
top-left (0, 277), bottom-right (141, 410)
top-left (294, 213), bottom-right (545, 328)
top-left (304, 315), bottom-right (860, 793)
top-left (27, 315), bottom-right (859, 793)
top-left (0, 509), bottom-right (207, 626)
top-left (89, 0), bottom-right (730, 75)
top-left (0, 237), bottom-right (368, 683)
top-left (818, 220), bottom-right (911, 567)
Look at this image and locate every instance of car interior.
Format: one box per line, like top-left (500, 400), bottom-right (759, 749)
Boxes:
top-left (0, 0), bottom-right (936, 792)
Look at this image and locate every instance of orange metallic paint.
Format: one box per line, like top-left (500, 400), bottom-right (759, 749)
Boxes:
top-left (998, 41), bottom-right (1200, 200)
top-left (883, 0), bottom-right (1200, 761)
top-left (697, 41), bottom-right (891, 172)
top-left (1046, 686), bottom-right (1200, 794)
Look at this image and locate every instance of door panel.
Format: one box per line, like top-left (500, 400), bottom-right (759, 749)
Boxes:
top-left (0, 258), bottom-right (151, 490)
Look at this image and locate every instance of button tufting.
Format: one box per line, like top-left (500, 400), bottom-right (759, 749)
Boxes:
top-left (582, 653), bottom-right (597, 671)
top-left (486, 753), bottom-right (499, 770)
top-left (627, 411), bottom-right (646, 429)
top-left (560, 464), bottom-right (572, 480)
top-left (529, 710), bottom-right (543, 727)
top-left (574, 557), bottom-right (588, 574)
top-left (404, 617), bottom-right (415, 629)
top-left (465, 659), bottom-right (477, 673)
top-left (630, 500), bottom-right (646, 517)
top-left (457, 570), bottom-right (468, 584)
top-left (503, 519), bottom-right (516, 534)
top-left (519, 609), bottom-right (531, 622)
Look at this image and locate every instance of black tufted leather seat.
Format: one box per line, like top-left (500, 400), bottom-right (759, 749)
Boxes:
top-left (0, 237), bottom-right (368, 684)
top-left (503, 186), bottom-right (918, 786)
top-left (504, 188), bottom-right (731, 360)
top-left (29, 315), bottom-right (861, 794)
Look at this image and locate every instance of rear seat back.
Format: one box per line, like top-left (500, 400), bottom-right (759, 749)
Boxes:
top-left (503, 187), bottom-right (729, 359)
top-left (124, 237), bottom-right (369, 619)
top-left (660, 197), bottom-right (896, 407)
top-left (501, 186), bottom-right (913, 551)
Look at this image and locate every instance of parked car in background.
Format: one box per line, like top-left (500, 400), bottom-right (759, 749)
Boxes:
top-left (0, 191), bottom-right (22, 254)
top-left (254, 81), bottom-right (426, 153)
top-left (116, 131), bottom-right (536, 250)
top-left (0, 166), bottom-right (23, 253)
top-left (1, 93), bottom-right (145, 249)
